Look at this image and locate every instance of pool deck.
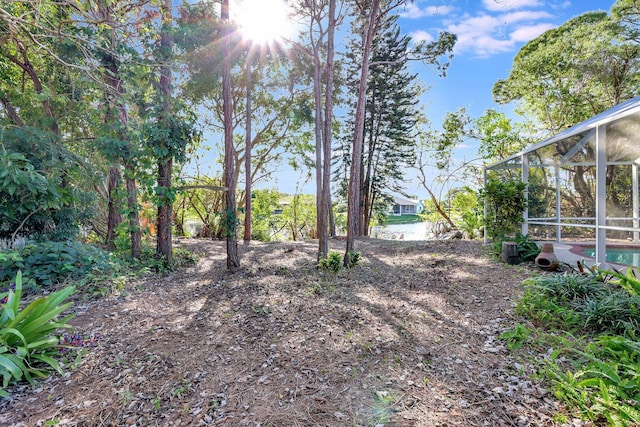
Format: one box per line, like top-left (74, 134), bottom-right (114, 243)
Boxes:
top-left (544, 241), bottom-right (639, 272)
top-left (547, 242), bottom-right (595, 269)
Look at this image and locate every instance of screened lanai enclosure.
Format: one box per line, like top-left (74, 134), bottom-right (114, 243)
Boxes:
top-left (485, 96), bottom-right (640, 267)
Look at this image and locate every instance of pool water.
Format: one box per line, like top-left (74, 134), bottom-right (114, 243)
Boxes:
top-left (581, 248), bottom-right (640, 267)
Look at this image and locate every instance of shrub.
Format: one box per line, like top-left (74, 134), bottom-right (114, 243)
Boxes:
top-left (479, 177), bottom-right (527, 240)
top-left (0, 240), bottom-right (112, 288)
top-left (512, 271), bottom-right (640, 425)
top-left (318, 251), bottom-right (342, 274)
top-left (318, 250), bottom-right (361, 277)
top-left (0, 272), bottom-right (75, 396)
top-left (514, 233), bottom-right (541, 261)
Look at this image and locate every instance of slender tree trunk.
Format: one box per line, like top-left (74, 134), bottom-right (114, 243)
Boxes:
top-left (125, 163), bottom-right (142, 257)
top-left (312, 38), bottom-right (325, 259)
top-left (329, 194), bottom-right (336, 237)
top-left (319, 0), bottom-right (337, 258)
top-left (222, 0), bottom-right (240, 270)
top-left (105, 165), bottom-right (122, 249)
top-left (243, 62), bottom-right (252, 242)
top-left (156, 0), bottom-right (174, 264)
top-left (345, 0), bottom-right (380, 266)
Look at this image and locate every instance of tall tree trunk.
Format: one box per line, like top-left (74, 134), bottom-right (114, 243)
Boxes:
top-left (243, 62), bottom-right (252, 242)
top-left (222, 0), bottom-right (240, 270)
top-left (319, 0), bottom-right (337, 258)
top-left (100, 2), bottom-right (142, 258)
top-left (345, 0), bottom-right (380, 266)
top-left (156, 0), bottom-right (174, 264)
top-left (329, 194), bottom-right (336, 237)
top-left (312, 38), bottom-right (325, 259)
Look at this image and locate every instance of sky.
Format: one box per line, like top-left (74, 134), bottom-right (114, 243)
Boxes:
top-left (388, 0), bottom-right (615, 198)
top-left (189, 0), bottom-right (617, 199)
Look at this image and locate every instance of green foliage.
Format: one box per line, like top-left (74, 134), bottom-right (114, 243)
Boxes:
top-left (545, 335), bottom-right (640, 425)
top-left (511, 270), bottom-right (640, 425)
top-left (449, 187), bottom-right (483, 239)
top-left (318, 250), bottom-right (361, 277)
top-left (499, 323), bottom-right (532, 350)
top-left (318, 251), bottom-right (342, 275)
top-left (249, 189), bottom-right (281, 242)
top-left (480, 177), bottom-right (527, 240)
top-left (276, 194), bottom-right (317, 241)
top-left (514, 233), bottom-right (541, 261)
top-left (603, 267), bottom-right (640, 297)
top-left (346, 250), bottom-right (362, 269)
top-left (475, 109), bottom-right (529, 163)
top-left (0, 272), bottom-right (75, 396)
top-left (493, 9), bottom-right (639, 131)
top-left (0, 128), bottom-right (96, 241)
top-left (517, 272), bottom-right (640, 336)
top-left (0, 241), bottom-right (112, 288)
top-left (491, 233), bottom-right (540, 261)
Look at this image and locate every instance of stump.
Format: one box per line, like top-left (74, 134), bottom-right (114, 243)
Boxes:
top-left (501, 241), bottom-right (520, 265)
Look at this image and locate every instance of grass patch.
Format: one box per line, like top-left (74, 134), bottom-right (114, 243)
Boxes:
top-left (382, 215), bottom-right (422, 225)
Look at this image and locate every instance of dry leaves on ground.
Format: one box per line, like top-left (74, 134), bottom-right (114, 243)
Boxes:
top-left (0, 238), bottom-right (566, 426)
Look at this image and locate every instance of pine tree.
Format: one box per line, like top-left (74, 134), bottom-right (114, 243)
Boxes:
top-left (339, 13), bottom-right (421, 236)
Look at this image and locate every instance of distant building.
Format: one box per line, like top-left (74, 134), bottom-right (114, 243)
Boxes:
top-left (388, 195), bottom-right (424, 216)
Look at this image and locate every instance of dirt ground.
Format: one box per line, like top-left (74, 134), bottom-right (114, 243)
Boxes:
top-left (0, 238), bottom-right (568, 426)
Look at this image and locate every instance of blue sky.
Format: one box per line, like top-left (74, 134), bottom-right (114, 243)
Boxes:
top-left (385, 0), bottom-right (615, 198)
top-left (190, 0), bottom-right (616, 197)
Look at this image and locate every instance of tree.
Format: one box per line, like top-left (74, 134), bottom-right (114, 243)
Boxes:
top-left (221, 0), bottom-right (240, 270)
top-left (341, 14), bottom-right (421, 235)
top-left (493, 3), bottom-right (640, 222)
top-left (155, 0), bottom-right (176, 264)
top-left (0, 1), bottom-right (102, 241)
top-left (92, 1), bottom-right (142, 258)
top-left (243, 58), bottom-right (253, 242)
top-left (343, 0), bottom-right (455, 262)
top-left (493, 8), bottom-right (640, 133)
top-left (345, 0), bottom-right (381, 266)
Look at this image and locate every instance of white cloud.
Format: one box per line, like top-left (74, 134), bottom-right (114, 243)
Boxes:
top-left (502, 10), bottom-right (554, 23)
top-left (410, 30), bottom-right (435, 43)
top-left (402, 1), bottom-right (565, 58)
top-left (400, 4), bottom-right (453, 19)
top-left (510, 23), bottom-right (555, 42)
top-left (482, 0), bottom-right (543, 12)
top-left (440, 8), bottom-right (555, 58)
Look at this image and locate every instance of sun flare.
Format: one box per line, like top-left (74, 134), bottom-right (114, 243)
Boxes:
top-left (235, 0), bottom-right (292, 44)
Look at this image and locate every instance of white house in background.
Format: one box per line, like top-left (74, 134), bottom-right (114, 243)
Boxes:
top-left (388, 195), bottom-right (424, 216)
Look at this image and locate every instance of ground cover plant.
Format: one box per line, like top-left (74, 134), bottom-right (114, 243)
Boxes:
top-left (503, 266), bottom-right (640, 426)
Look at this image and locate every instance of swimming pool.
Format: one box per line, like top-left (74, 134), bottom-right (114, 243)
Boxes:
top-left (580, 247), bottom-right (640, 267)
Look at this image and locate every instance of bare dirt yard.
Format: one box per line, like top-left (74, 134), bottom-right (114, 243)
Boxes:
top-left (0, 238), bottom-right (567, 426)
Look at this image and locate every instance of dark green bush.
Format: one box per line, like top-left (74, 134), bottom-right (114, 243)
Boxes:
top-left (514, 233), bottom-right (541, 261)
top-left (518, 273), bottom-right (640, 336)
top-left (0, 240), bottom-right (112, 288)
top-left (479, 177), bottom-right (527, 240)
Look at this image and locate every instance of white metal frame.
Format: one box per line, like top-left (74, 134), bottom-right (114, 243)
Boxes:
top-left (484, 96), bottom-right (640, 266)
